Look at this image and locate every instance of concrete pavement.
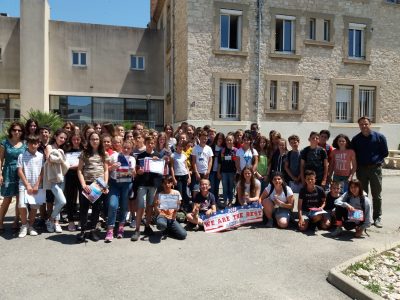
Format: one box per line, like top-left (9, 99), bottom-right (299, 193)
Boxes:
top-left (0, 176), bottom-right (399, 300)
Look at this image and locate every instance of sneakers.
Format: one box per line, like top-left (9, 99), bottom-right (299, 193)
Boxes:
top-left (105, 230), bottom-right (113, 243)
top-left (18, 225), bottom-right (28, 238)
top-left (129, 219), bottom-right (136, 228)
top-left (54, 223), bottom-right (62, 233)
top-left (374, 217), bottom-right (383, 228)
top-left (143, 226), bottom-right (154, 236)
top-left (331, 227), bottom-right (343, 237)
top-left (117, 226), bottom-right (124, 239)
top-left (68, 222), bottom-right (76, 232)
top-left (46, 220), bottom-right (55, 233)
top-left (89, 230), bottom-right (100, 242)
top-left (131, 230), bottom-right (140, 241)
top-left (266, 219), bottom-right (274, 228)
top-left (28, 227), bottom-right (38, 236)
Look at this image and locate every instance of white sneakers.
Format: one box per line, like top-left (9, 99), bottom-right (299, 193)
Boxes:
top-left (54, 223), bottom-right (62, 233)
top-left (45, 220), bottom-right (62, 233)
top-left (18, 225), bottom-right (38, 238)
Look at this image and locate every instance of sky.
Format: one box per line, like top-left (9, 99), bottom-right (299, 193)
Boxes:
top-left (0, 0), bottom-right (150, 28)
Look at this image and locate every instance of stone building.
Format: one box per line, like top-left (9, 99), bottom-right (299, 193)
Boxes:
top-left (152, 0), bottom-right (400, 148)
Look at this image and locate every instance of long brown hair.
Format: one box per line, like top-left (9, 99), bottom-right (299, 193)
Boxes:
top-left (239, 167), bottom-right (256, 198)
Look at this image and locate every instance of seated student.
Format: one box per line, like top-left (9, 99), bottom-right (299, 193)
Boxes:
top-left (236, 167), bottom-right (261, 206)
top-left (260, 172), bottom-right (294, 229)
top-left (325, 181), bottom-right (341, 221)
top-left (153, 176), bottom-right (187, 240)
top-left (331, 179), bottom-right (372, 238)
top-left (186, 179), bottom-right (217, 230)
top-left (298, 170), bottom-right (330, 231)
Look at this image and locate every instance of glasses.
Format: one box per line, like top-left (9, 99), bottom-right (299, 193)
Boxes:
top-left (12, 128), bottom-right (22, 132)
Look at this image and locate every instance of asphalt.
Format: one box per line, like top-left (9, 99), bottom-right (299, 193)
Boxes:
top-left (0, 176), bottom-right (399, 300)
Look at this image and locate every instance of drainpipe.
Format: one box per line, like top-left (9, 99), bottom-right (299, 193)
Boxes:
top-left (255, 0), bottom-right (263, 125)
top-left (171, 0), bottom-right (175, 125)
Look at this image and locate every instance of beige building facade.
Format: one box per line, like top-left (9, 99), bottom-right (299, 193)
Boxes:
top-left (153, 0), bottom-right (400, 148)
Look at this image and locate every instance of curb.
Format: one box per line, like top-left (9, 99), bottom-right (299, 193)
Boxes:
top-left (327, 241), bottom-right (400, 300)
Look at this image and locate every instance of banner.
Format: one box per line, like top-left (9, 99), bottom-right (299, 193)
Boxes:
top-left (138, 157), bottom-right (165, 175)
top-left (201, 203), bottom-right (263, 233)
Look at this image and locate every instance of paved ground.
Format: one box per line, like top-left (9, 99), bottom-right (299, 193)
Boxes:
top-left (0, 176), bottom-right (399, 300)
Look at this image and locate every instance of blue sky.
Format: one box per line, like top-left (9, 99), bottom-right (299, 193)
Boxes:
top-left (0, 0), bottom-right (150, 28)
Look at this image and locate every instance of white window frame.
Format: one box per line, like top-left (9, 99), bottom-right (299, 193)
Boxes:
top-left (335, 85), bottom-right (353, 123)
top-left (275, 15), bottom-right (296, 54)
top-left (131, 55), bottom-right (145, 71)
top-left (72, 50), bottom-right (87, 67)
top-left (348, 23), bottom-right (366, 59)
top-left (219, 9), bottom-right (242, 51)
top-left (219, 80), bottom-right (240, 120)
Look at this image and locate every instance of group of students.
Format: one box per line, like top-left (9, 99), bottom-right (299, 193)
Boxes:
top-left (0, 118), bottom-right (378, 242)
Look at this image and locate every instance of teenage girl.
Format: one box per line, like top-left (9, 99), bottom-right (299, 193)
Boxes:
top-left (236, 167), bottom-right (261, 206)
top-left (254, 135), bottom-right (269, 191)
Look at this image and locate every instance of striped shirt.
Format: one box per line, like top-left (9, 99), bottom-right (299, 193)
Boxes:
top-left (17, 150), bottom-right (44, 188)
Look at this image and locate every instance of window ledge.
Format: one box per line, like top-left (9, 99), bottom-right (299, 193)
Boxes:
top-left (264, 109), bottom-right (303, 115)
top-left (304, 40), bottom-right (335, 48)
top-left (331, 123), bottom-right (381, 129)
top-left (130, 69), bottom-right (145, 71)
top-left (72, 65), bottom-right (87, 69)
top-left (213, 49), bottom-right (248, 57)
top-left (343, 58), bottom-right (371, 65)
top-left (269, 53), bottom-right (301, 60)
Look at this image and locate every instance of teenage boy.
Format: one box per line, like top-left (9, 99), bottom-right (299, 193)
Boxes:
top-left (17, 135), bottom-right (44, 238)
top-left (298, 170), bottom-right (330, 231)
top-left (207, 128), bottom-right (216, 146)
top-left (319, 129), bottom-right (334, 158)
top-left (300, 131), bottom-right (328, 187)
top-left (191, 130), bottom-right (213, 198)
top-left (131, 136), bottom-right (161, 241)
top-left (284, 135), bottom-right (302, 193)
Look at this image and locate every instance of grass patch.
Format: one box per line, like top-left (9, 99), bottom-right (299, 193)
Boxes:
top-left (365, 281), bottom-right (381, 294)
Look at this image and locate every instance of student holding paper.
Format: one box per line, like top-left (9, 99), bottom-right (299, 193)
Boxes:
top-left (17, 135), bottom-right (44, 238)
top-left (77, 132), bottom-right (109, 242)
top-left (153, 176), bottom-right (187, 240)
top-left (331, 179), bottom-right (372, 238)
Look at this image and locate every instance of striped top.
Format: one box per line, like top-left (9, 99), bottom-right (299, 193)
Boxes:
top-left (17, 150), bottom-right (44, 188)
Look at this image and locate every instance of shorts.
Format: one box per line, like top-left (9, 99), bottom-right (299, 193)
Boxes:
top-left (18, 188), bottom-right (40, 209)
top-left (136, 186), bottom-right (157, 209)
top-left (274, 208), bottom-right (291, 221)
top-left (303, 210), bottom-right (329, 221)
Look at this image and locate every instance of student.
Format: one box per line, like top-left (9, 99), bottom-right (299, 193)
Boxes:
top-left (153, 176), bottom-right (187, 240)
top-left (191, 130), bottom-right (213, 198)
top-left (254, 135), bottom-right (269, 192)
top-left (284, 135), bottom-right (302, 193)
top-left (260, 172), bottom-right (294, 228)
top-left (300, 131), bottom-right (328, 187)
top-left (102, 134), bottom-right (114, 156)
top-left (267, 130), bottom-right (282, 160)
top-left (332, 179), bottom-right (372, 238)
top-left (186, 179), bottom-right (217, 230)
top-left (105, 140), bottom-right (136, 242)
top-left (17, 135), bottom-right (44, 238)
top-left (114, 124), bottom-right (125, 138)
top-left (77, 132), bottom-right (109, 242)
top-left (328, 134), bottom-right (356, 193)
top-left (325, 181), bottom-right (341, 221)
top-left (267, 138), bottom-right (288, 182)
top-left (319, 130), bottom-right (334, 159)
top-left (131, 136), bottom-right (161, 241)
top-left (209, 132), bottom-right (225, 200)
top-left (24, 119), bottom-right (40, 136)
top-left (44, 129), bottom-right (69, 233)
top-left (207, 128), bottom-right (217, 146)
top-left (234, 129), bottom-right (243, 149)
top-left (164, 124), bottom-right (177, 152)
top-left (235, 132), bottom-right (258, 174)
top-left (170, 141), bottom-right (191, 211)
top-left (236, 167), bottom-right (261, 206)
top-left (298, 170), bottom-right (330, 231)
top-left (217, 133), bottom-right (237, 207)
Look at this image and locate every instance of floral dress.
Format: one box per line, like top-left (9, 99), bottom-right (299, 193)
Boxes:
top-left (0, 139), bottom-right (26, 197)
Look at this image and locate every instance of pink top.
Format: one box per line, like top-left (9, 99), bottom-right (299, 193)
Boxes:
top-left (331, 149), bottom-right (355, 177)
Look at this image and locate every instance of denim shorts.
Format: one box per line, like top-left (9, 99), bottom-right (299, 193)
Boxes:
top-left (274, 208), bottom-right (291, 221)
top-left (136, 186), bottom-right (157, 209)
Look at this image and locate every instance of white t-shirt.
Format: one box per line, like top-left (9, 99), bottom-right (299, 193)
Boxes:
top-left (236, 148), bottom-right (258, 171)
top-left (264, 184), bottom-right (293, 204)
top-left (109, 152), bottom-right (136, 182)
top-left (171, 152), bottom-right (188, 176)
top-left (192, 144), bottom-right (213, 174)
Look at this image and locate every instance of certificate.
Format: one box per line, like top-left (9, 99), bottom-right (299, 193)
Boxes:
top-left (158, 194), bottom-right (179, 210)
top-left (65, 152), bottom-right (81, 167)
top-left (24, 189), bottom-right (46, 205)
top-left (139, 157), bottom-right (165, 175)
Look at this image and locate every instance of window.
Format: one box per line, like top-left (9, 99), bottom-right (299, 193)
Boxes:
top-left (93, 98), bottom-right (124, 122)
top-left (270, 81), bottom-right (277, 109)
top-left (348, 23), bottom-right (366, 59)
top-left (131, 55), bottom-right (145, 70)
top-left (323, 20), bottom-right (330, 41)
top-left (219, 80), bottom-right (240, 119)
top-left (72, 51), bottom-right (87, 67)
top-left (386, 0), bottom-right (400, 3)
top-left (359, 87), bottom-right (375, 121)
top-left (220, 9), bottom-right (242, 50)
top-left (335, 86), bottom-right (353, 122)
top-left (0, 47), bottom-right (2, 61)
top-left (292, 82), bottom-right (299, 110)
top-left (309, 18), bottom-right (316, 40)
top-left (166, 5), bottom-right (171, 50)
top-left (275, 15), bottom-right (295, 53)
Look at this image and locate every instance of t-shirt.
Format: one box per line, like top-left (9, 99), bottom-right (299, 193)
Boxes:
top-left (269, 150), bottom-right (287, 178)
top-left (236, 179), bottom-right (261, 199)
top-left (136, 150), bottom-right (161, 186)
top-left (192, 144), bottom-right (213, 174)
top-left (264, 184), bottom-right (293, 204)
top-left (300, 146), bottom-right (327, 181)
top-left (325, 192), bottom-right (339, 211)
top-left (219, 147), bottom-right (237, 173)
top-left (79, 152), bottom-right (107, 182)
top-left (17, 150), bottom-right (44, 188)
top-left (236, 148), bottom-right (258, 171)
top-left (285, 150), bottom-right (301, 178)
top-left (299, 185), bottom-right (325, 212)
top-left (257, 154), bottom-right (268, 176)
top-left (171, 152), bottom-right (188, 176)
top-left (109, 152), bottom-right (136, 182)
top-left (193, 192), bottom-right (216, 213)
top-left (157, 189), bottom-right (182, 220)
top-left (330, 149), bottom-right (355, 177)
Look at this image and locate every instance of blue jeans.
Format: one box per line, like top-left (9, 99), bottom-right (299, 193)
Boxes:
top-left (107, 179), bottom-right (132, 227)
top-left (221, 172), bottom-right (235, 203)
top-left (209, 171), bottom-right (220, 200)
top-left (50, 182), bottom-right (66, 221)
top-left (156, 215), bottom-right (187, 240)
top-left (175, 175), bottom-right (190, 209)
